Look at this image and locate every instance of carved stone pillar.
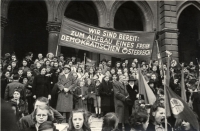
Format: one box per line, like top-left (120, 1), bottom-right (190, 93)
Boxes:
top-left (1, 16), bottom-right (8, 54)
top-left (46, 21), bottom-right (61, 55)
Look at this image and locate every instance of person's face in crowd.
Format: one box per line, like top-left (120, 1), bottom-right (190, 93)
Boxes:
top-left (163, 64), bottom-right (167, 70)
top-left (13, 91), bottom-right (20, 100)
top-left (69, 61), bottom-right (73, 66)
top-left (36, 108), bottom-right (48, 124)
top-left (99, 64), bottom-right (103, 69)
top-left (151, 74), bottom-right (156, 80)
top-left (170, 68), bottom-right (174, 73)
top-left (5, 71), bottom-right (10, 78)
top-left (84, 72), bottom-right (89, 78)
top-left (154, 61), bottom-right (159, 66)
top-left (11, 62), bottom-right (16, 68)
top-left (96, 80), bottom-right (100, 86)
top-left (38, 54), bottom-right (43, 59)
top-left (56, 68), bottom-right (61, 73)
top-left (149, 83), bottom-right (154, 88)
top-left (78, 68), bottom-right (82, 73)
top-left (48, 54), bottom-right (53, 59)
top-left (93, 75), bottom-right (98, 80)
top-left (59, 56), bottom-right (64, 61)
top-left (22, 61), bottom-right (27, 66)
top-left (102, 61), bottom-right (106, 65)
top-left (189, 62), bottom-right (194, 66)
top-left (142, 117), bottom-right (149, 131)
top-left (71, 57), bottom-right (76, 62)
top-left (18, 70), bottom-right (23, 76)
top-left (27, 71), bottom-right (32, 77)
top-left (125, 60), bottom-right (128, 64)
top-left (98, 69), bottom-right (102, 74)
top-left (141, 61), bottom-right (146, 65)
top-left (40, 60), bottom-right (44, 65)
top-left (142, 65), bottom-right (146, 70)
top-left (112, 74), bottom-right (117, 81)
top-left (72, 112), bottom-right (84, 130)
top-left (124, 72), bottom-right (128, 77)
top-left (54, 62), bottom-right (58, 67)
top-left (73, 73), bottom-right (78, 78)
top-left (58, 62), bottom-right (63, 67)
top-left (87, 79), bottom-right (92, 85)
top-left (181, 120), bottom-right (191, 130)
top-left (105, 71), bottom-right (110, 76)
top-left (89, 68), bottom-right (94, 74)
top-left (34, 100), bottom-right (47, 109)
top-left (107, 61), bottom-right (112, 66)
top-left (23, 78), bottom-right (28, 84)
top-left (133, 59), bottom-right (138, 63)
top-left (41, 68), bottom-right (46, 75)
top-left (119, 75), bottom-right (125, 83)
top-left (123, 68), bottom-right (128, 73)
top-left (153, 107), bottom-right (165, 125)
top-left (7, 65), bottom-right (12, 71)
top-left (46, 61), bottom-right (50, 66)
top-left (174, 79), bottom-right (179, 84)
top-left (122, 63), bottom-right (126, 68)
top-left (110, 69), bottom-right (115, 74)
top-left (50, 62), bottom-right (54, 67)
top-left (36, 63), bottom-right (42, 69)
top-left (133, 68), bottom-right (138, 74)
top-left (130, 67), bottom-right (134, 73)
top-left (131, 62), bottom-right (136, 68)
top-left (12, 55), bottom-right (16, 61)
top-left (152, 66), bottom-right (157, 71)
top-left (117, 69), bottom-right (122, 75)
top-left (64, 68), bottom-right (70, 74)
top-left (104, 76), bottom-right (109, 82)
top-left (80, 81), bottom-right (85, 87)
top-left (116, 63), bottom-right (120, 68)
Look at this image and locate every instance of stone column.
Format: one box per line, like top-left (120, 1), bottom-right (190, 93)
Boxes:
top-left (46, 21), bottom-right (61, 55)
top-left (159, 1), bottom-right (179, 63)
top-left (1, 16), bottom-right (8, 55)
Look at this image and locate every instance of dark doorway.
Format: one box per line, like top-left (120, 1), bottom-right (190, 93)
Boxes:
top-left (113, 1), bottom-right (144, 65)
top-left (3, 0), bottom-right (48, 61)
top-left (62, 1), bottom-right (98, 62)
top-left (178, 5), bottom-right (200, 64)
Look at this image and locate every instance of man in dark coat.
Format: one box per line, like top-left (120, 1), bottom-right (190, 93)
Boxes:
top-left (113, 75), bottom-right (132, 131)
top-left (126, 77), bottom-right (138, 115)
top-left (4, 74), bottom-right (26, 101)
top-left (55, 64), bottom-right (76, 122)
top-left (147, 102), bottom-right (172, 131)
top-left (19, 97), bottom-right (64, 129)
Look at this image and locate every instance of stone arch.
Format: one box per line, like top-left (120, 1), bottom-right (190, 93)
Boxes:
top-left (177, 1), bottom-right (200, 20)
top-left (56, 0), bottom-right (107, 26)
top-left (110, 1), bottom-right (154, 31)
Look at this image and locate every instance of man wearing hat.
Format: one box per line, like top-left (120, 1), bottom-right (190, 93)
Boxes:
top-left (55, 64), bottom-right (76, 122)
top-left (126, 76), bottom-right (138, 115)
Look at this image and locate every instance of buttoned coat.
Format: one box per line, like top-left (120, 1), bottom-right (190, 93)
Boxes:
top-left (113, 81), bottom-right (129, 123)
top-left (56, 73), bottom-right (76, 112)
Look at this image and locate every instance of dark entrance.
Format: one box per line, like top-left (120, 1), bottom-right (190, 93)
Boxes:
top-left (113, 1), bottom-right (144, 65)
top-left (62, 1), bottom-right (98, 62)
top-left (3, 0), bottom-right (48, 60)
top-left (178, 5), bottom-right (200, 64)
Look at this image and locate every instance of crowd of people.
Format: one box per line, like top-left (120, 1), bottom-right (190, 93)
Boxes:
top-left (1, 51), bottom-right (200, 131)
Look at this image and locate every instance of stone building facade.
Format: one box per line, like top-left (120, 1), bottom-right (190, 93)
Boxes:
top-left (1, 0), bottom-right (200, 63)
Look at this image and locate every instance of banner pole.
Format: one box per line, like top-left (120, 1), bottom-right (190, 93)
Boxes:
top-left (55, 44), bottom-right (59, 56)
top-left (83, 53), bottom-right (86, 74)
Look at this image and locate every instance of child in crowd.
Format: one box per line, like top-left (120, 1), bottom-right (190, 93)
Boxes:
top-left (9, 89), bottom-right (28, 121)
top-left (74, 81), bottom-right (88, 110)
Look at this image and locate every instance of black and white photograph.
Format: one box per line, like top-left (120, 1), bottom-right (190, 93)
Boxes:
top-left (1, 0), bottom-right (200, 131)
